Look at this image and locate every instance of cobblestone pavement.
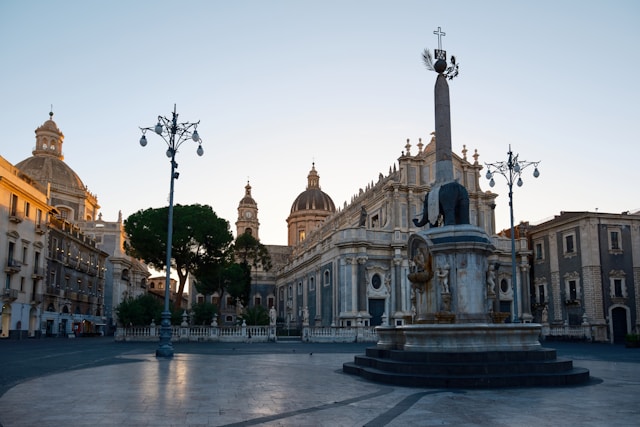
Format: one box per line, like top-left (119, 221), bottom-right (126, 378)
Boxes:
top-left (0, 339), bottom-right (638, 426)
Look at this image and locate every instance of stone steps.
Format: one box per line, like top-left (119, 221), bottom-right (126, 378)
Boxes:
top-left (343, 347), bottom-right (591, 388)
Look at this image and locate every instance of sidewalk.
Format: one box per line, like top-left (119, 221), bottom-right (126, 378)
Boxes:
top-left (0, 342), bottom-right (638, 426)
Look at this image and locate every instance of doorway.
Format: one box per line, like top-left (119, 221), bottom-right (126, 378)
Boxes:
top-left (368, 299), bottom-right (385, 326)
top-left (611, 307), bottom-right (628, 344)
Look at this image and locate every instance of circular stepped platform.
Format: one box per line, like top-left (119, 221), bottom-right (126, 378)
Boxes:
top-left (343, 347), bottom-right (590, 388)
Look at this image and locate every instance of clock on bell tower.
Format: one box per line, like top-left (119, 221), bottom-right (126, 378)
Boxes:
top-left (235, 181), bottom-right (259, 240)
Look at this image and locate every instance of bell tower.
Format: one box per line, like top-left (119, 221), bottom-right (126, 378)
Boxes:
top-left (235, 181), bottom-right (260, 240)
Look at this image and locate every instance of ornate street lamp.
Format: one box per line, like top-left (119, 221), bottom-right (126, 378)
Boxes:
top-left (139, 104), bottom-right (203, 357)
top-left (485, 145), bottom-right (540, 323)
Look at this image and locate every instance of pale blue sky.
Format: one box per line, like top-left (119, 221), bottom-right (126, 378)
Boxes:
top-left (1, 1), bottom-right (638, 245)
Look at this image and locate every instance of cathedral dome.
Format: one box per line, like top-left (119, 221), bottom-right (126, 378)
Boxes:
top-left (290, 164), bottom-right (335, 214)
top-left (15, 112), bottom-right (86, 191)
top-left (16, 156), bottom-right (86, 191)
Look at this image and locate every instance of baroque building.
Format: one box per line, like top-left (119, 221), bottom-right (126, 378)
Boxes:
top-left (3, 112), bottom-right (149, 337)
top-left (528, 211), bottom-right (640, 343)
top-left (271, 137), bottom-right (509, 329)
top-left (0, 156), bottom-right (50, 338)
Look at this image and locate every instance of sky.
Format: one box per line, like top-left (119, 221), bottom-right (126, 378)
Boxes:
top-left (1, 1), bottom-right (638, 246)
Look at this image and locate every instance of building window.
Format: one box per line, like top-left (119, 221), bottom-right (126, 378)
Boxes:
top-left (610, 231), bottom-right (619, 249)
top-left (371, 273), bottom-right (382, 290)
top-left (563, 272), bottom-right (581, 303)
top-left (324, 270), bottom-right (330, 286)
top-left (24, 201), bottom-right (30, 218)
top-left (299, 230), bottom-right (306, 242)
top-left (10, 194), bottom-right (18, 216)
top-left (197, 295), bottom-right (204, 304)
top-left (568, 280), bottom-right (577, 300)
top-left (563, 232), bottom-right (576, 256)
top-left (609, 271), bottom-right (627, 298)
top-left (226, 296), bottom-right (234, 306)
top-left (608, 228), bottom-right (622, 253)
top-left (268, 296), bottom-right (274, 308)
top-left (534, 241), bottom-right (544, 261)
top-left (309, 277), bottom-right (315, 292)
top-left (297, 282), bottom-right (303, 295)
top-left (500, 278), bottom-right (509, 294)
top-left (279, 288), bottom-right (284, 300)
top-left (613, 279), bottom-right (623, 297)
top-left (254, 296), bottom-right (262, 306)
top-left (537, 285), bottom-right (546, 304)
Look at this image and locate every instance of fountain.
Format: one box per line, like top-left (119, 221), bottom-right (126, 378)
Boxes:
top-left (343, 31), bottom-right (590, 387)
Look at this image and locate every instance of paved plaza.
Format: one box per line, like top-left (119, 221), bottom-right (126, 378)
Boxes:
top-left (0, 339), bottom-right (638, 426)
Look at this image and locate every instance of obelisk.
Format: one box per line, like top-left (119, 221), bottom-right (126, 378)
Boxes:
top-left (433, 27), bottom-right (453, 184)
top-left (434, 73), bottom-right (453, 183)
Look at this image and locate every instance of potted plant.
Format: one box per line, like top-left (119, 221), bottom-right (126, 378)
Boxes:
top-left (625, 333), bottom-right (640, 348)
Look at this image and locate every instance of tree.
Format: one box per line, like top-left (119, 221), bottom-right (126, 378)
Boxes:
top-left (124, 204), bottom-right (233, 310)
top-left (190, 302), bottom-right (217, 325)
top-left (231, 232), bottom-right (272, 306)
top-left (239, 305), bottom-right (269, 326)
top-left (223, 262), bottom-right (251, 306)
top-left (234, 233), bottom-right (272, 271)
top-left (115, 294), bottom-right (163, 326)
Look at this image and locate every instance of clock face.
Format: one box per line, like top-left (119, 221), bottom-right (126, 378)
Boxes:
top-left (245, 211), bottom-right (253, 219)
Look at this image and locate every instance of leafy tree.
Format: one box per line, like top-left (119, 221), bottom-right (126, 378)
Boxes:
top-left (191, 302), bottom-right (217, 325)
top-left (231, 232), bottom-right (272, 306)
top-left (124, 204), bottom-right (233, 310)
top-left (115, 294), bottom-right (163, 326)
top-left (234, 233), bottom-right (272, 273)
top-left (223, 262), bottom-right (251, 306)
top-left (239, 305), bottom-right (269, 326)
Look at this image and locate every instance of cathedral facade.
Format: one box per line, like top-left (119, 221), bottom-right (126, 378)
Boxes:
top-left (274, 138), bottom-right (499, 328)
top-left (231, 136), bottom-right (524, 330)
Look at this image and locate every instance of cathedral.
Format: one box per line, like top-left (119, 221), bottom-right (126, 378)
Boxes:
top-left (226, 136), bottom-right (523, 329)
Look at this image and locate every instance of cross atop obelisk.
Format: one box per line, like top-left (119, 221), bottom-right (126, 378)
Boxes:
top-left (433, 26), bottom-right (445, 50)
top-left (433, 27), bottom-right (453, 183)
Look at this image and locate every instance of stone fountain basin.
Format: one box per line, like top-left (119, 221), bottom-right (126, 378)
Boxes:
top-left (376, 323), bottom-right (542, 352)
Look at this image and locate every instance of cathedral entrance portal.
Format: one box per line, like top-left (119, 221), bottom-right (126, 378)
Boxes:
top-left (368, 299), bottom-right (385, 326)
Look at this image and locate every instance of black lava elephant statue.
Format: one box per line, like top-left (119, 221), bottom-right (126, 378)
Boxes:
top-left (413, 181), bottom-right (470, 227)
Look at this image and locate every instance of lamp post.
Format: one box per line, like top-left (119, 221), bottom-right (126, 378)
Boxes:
top-left (485, 145), bottom-right (539, 323)
top-left (139, 104), bottom-right (203, 357)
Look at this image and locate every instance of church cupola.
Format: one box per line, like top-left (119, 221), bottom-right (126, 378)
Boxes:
top-left (33, 111), bottom-right (65, 160)
top-left (235, 181), bottom-right (260, 240)
top-left (287, 163), bottom-right (336, 246)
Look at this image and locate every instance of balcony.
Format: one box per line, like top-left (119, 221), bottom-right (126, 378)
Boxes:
top-left (31, 267), bottom-right (44, 280)
top-left (1, 288), bottom-right (19, 302)
top-left (4, 259), bottom-right (22, 274)
top-left (35, 223), bottom-right (48, 235)
top-left (9, 211), bottom-right (23, 223)
top-left (31, 293), bottom-right (44, 304)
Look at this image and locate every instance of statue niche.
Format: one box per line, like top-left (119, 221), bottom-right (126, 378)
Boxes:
top-left (413, 181), bottom-right (470, 227)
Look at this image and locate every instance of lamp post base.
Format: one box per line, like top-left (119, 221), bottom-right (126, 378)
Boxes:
top-left (155, 310), bottom-right (174, 358)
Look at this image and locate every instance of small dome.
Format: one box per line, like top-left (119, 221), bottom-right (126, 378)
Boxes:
top-left (16, 112), bottom-right (85, 191)
top-left (290, 164), bottom-right (335, 214)
top-left (239, 181), bottom-right (256, 206)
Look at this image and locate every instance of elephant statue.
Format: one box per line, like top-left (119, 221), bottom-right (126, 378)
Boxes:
top-left (413, 180), bottom-right (470, 227)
